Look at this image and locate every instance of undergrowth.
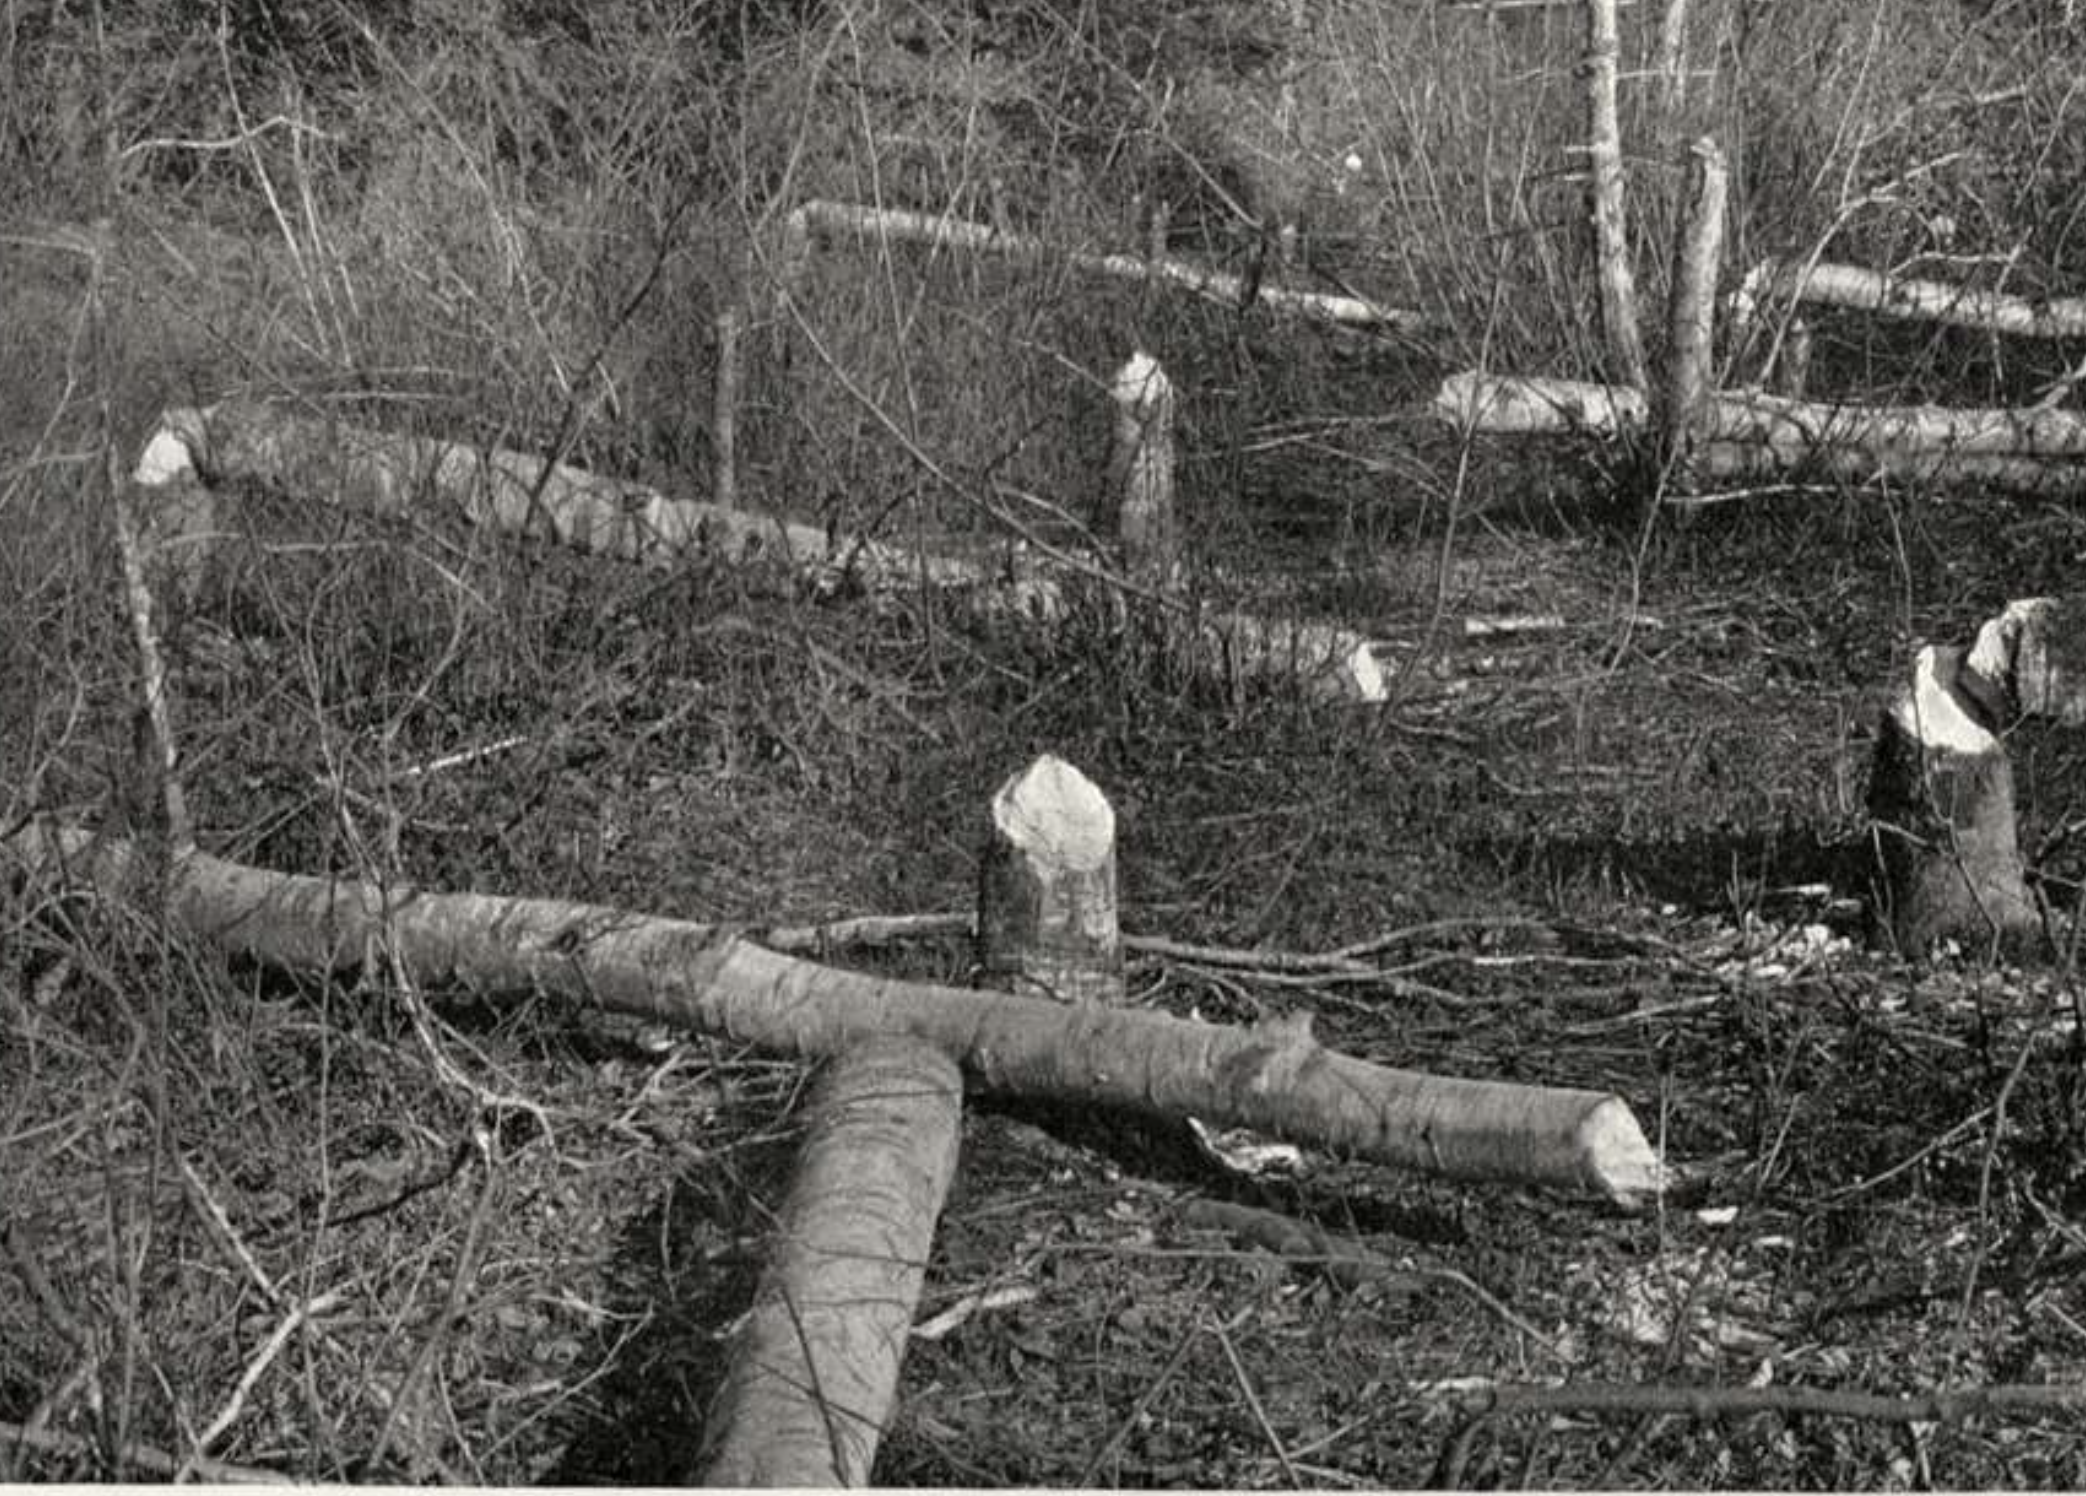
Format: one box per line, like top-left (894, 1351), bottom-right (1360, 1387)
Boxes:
top-left (4, 0), bottom-right (2086, 1485)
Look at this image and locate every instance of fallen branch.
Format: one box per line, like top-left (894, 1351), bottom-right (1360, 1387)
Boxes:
top-left (1176, 1197), bottom-right (1424, 1292)
top-left (5, 821), bottom-right (1668, 1207)
top-left (1731, 259), bottom-right (2086, 342)
top-left (1440, 1376), bottom-right (2086, 1480)
top-left (783, 200), bottom-right (1429, 332)
top-left (1538, 1379), bottom-right (2086, 1421)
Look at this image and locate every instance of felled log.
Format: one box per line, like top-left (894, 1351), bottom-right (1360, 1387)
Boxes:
top-left (135, 404), bottom-right (1386, 702)
top-left (1437, 373), bottom-right (2086, 456)
top-left (780, 200), bottom-right (1429, 332)
top-left (1731, 259), bottom-right (2086, 342)
top-left (4, 821), bottom-right (1667, 1207)
top-left (698, 1039), bottom-right (962, 1487)
top-left (136, 403), bottom-right (1054, 607)
top-left (1868, 599), bottom-right (2086, 958)
top-left (1434, 372), bottom-right (2086, 496)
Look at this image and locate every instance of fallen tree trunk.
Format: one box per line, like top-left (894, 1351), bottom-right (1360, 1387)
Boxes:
top-left (137, 404), bottom-right (1386, 702)
top-left (5, 821), bottom-right (1666, 1207)
top-left (141, 403), bottom-right (1052, 605)
top-left (1435, 371), bottom-right (2086, 495)
top-left (699, 1039), bottom-right (962, 1487)
top-left (1437, 372), bottom-right (2086, 456)
top-left (782, 200), bottom-right (1429, 332)
top-left (1731, 259), bottom-right (2086, 341)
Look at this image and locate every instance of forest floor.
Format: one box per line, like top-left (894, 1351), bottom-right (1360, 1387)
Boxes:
top-left (5, 215), bottom-right (2086, 1489)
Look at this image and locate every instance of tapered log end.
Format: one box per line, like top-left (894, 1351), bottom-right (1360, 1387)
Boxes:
top-left (1343, 640), bottom-right (1387, 702)
top-left (1968, 597), bottom-right (2086, 726)
top-left (1576, 1096), bottom-right (1667, 1210)
top-left (133, 424), bottom-right (197, 487)
top-left (1431, 370), bottom-right (1482, 425)
top-left (1112, 350), bottom-right (1171, 417)
top-left (992, 754), bottom-right (1115, 869)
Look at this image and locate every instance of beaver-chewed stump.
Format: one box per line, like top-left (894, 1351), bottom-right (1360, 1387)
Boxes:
top-left (1868, 599), bottom-right (2086, 960)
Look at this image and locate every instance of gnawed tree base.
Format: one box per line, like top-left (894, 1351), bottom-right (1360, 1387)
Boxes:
top-left (976, 755), bottom-right (1123, 1005)
top-left (4, 821), bottom-right (1666, 1206)
top-left (699, 1039), bottom-right (962, 1487)
top-left (1868, 600), bottom-right (2086, 959)
top-left (1868, 647), bottom-right (2039, 957)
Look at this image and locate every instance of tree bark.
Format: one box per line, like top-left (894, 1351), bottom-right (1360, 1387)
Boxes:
top-left (5, 822), bottom-right (1667, 1207)
top-left (1731, 259), bottom-right (2086, 341)
top-left (1106, 352), bottom-right (1180, 581)
top-left (1582, 0), bottom-right (1649, 388)
top-left (1867, 645), bottom-right (2039, 958)
top-left (698, 1039), bottom-right (961, 1488)
top-left (976, 755), bottom-right (1124, 1005)
top-left (1435, 371), bottom-right (2086, 496)
top-left (146, 402), bottom-right (1043, 601)
top-left (138, 405), bottom-right (1388, 701)
top-left (783, 200), bottom-right (1429, 332)
top-left (1869, 599), bottom-right (2086, 959)
top-left (1659, 138), bottom-right (1727, 494)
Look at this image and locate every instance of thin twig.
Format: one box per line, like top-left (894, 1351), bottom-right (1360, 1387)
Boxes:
top-left (1210, 1312), bottom-right (1299, 1485)
top-left (0, 1419), bottom-right (285, 1485)
top-left (1074, 1306), bottom-right (1207, 1487)
top-left (178, 1290), bottom-right (344, 1479)
top-left (1452, 1379), bottom-right (2086, 1424)
top-left (176, 1155), bottom-right (280, 1302)
top-left (364, 1143), bottom-right (499, 1476)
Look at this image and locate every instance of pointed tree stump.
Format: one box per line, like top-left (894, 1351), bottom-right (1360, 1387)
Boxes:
top-left (1106, 351), bottom-right (1179, 581)
top-left (976, 754), bottom-right (1123, 1006)
top-left (1660, 137), bottom-right (1727, 495)
top-left (1869, 599), bottom-right (2086, 958)
top-left (1869, 644), bottom-right (2039, 957)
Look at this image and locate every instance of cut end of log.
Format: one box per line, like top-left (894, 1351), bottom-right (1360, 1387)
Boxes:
top-left (1342, 640), bottom-right (1387, 701)
top-left (992, 755), bottom-right (1115, 869)
top-left (1575, 1095), bottom-right (1667, 1210)
top-left (1964, 599), bottom-right (2047, 692)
